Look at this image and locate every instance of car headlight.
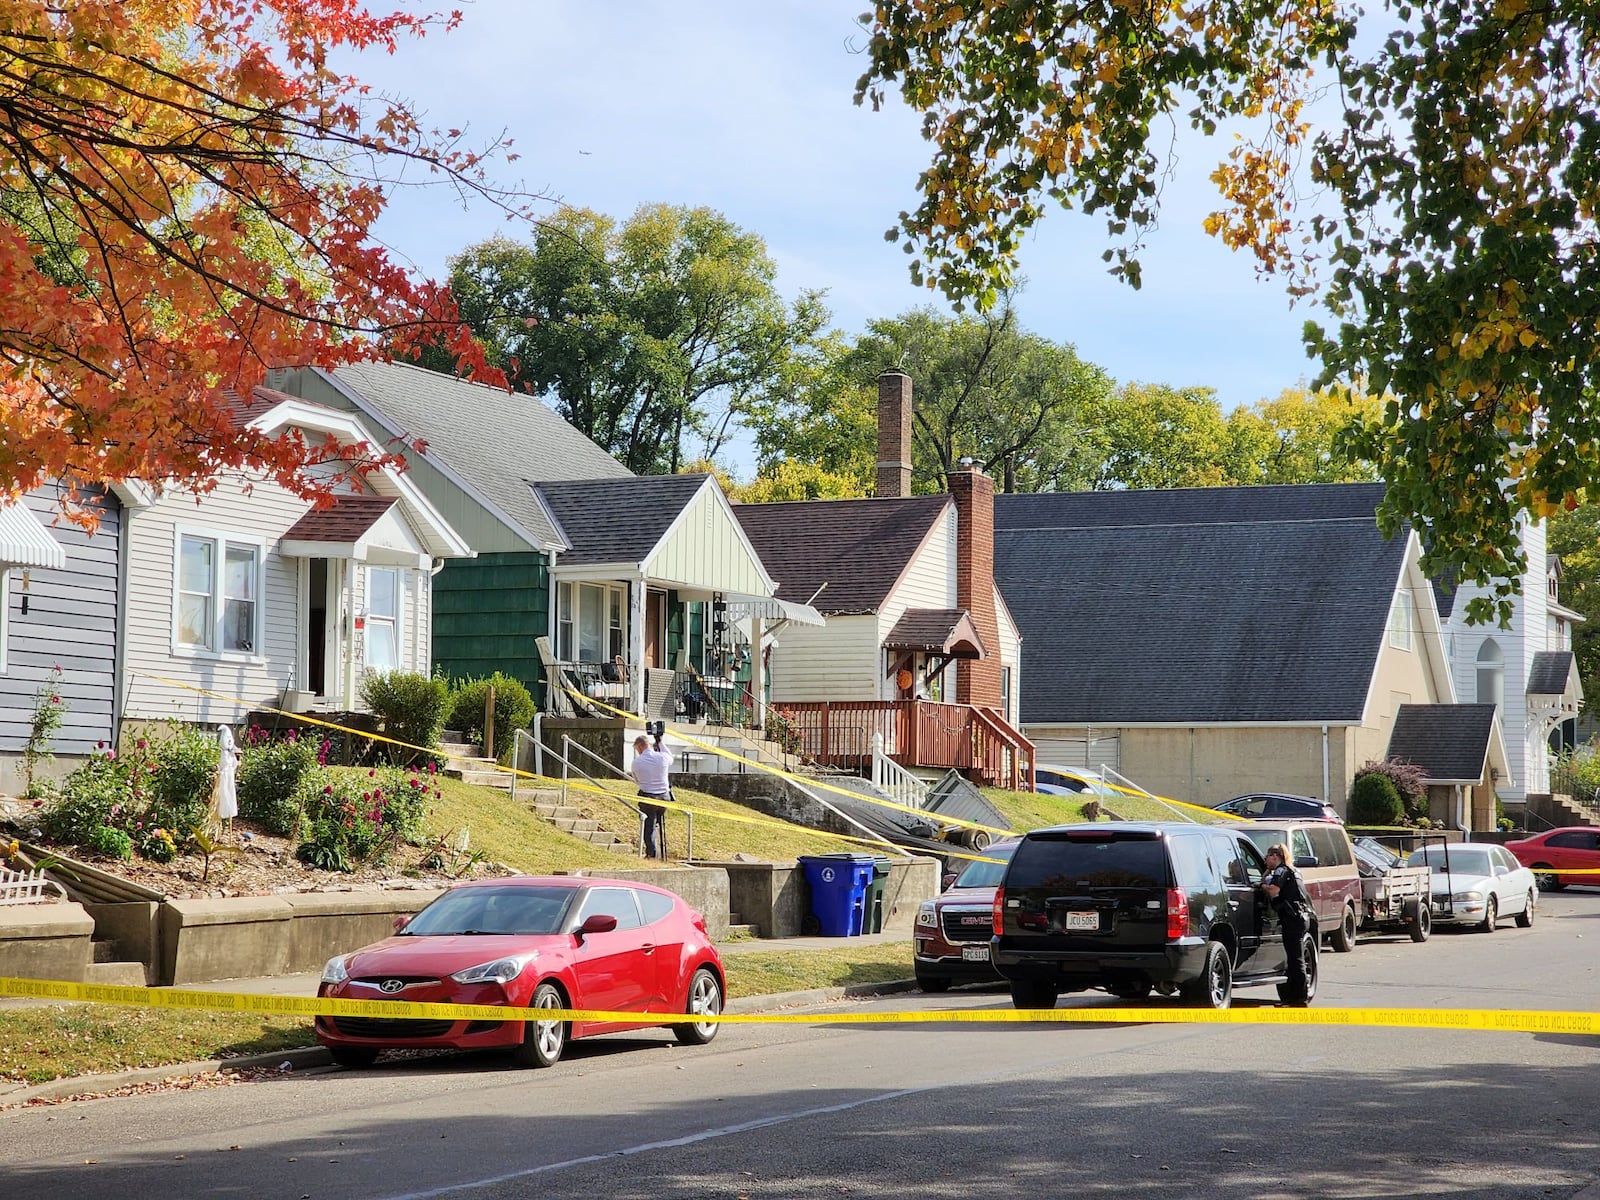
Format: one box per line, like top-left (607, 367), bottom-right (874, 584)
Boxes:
top-left (321, 955), bottom-right (350, 985)
top-left (1451, 890), bottom-right (1483, 904)
top-left (916, 902), bottom-right (938, 928)
top-left (450, 954), bottom-right (536, 985)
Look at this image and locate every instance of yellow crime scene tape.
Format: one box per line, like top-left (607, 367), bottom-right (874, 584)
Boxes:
top-left (2, 976), bottom-right (1596, 1036)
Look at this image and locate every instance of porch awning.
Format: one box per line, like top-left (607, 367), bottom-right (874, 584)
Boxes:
top-left (725, 595), bottom-right (825, 627)
top-left (883, 608), bottom-right (988, 659)
top-left (280, 495), bottom-right (429, 567)
top-left (0, 503), bottom-right (66, 570)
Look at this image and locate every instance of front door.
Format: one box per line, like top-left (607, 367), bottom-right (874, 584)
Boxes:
top-left (644, 589), bottom-right (665, 668)
top-left (301, 558), bottom-right (339, 700)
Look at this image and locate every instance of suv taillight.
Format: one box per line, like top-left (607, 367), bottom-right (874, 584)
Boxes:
top-left (992, 886), bottom-right (1005, 936)
top-left (1165, 887), bottom-right (1189, 940)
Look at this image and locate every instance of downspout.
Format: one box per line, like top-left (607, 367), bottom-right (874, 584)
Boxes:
top-left (1321, 724), bottom-right (1330, 807)
top-left (113, 498), bottom-right (131, 746)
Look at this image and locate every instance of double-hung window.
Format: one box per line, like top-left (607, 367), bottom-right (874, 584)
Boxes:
top-left (557, 581), bottom-right (627, 663)
top-left (176, 532), bottom-right (261, 655)
top-left (365, 567), bottom-right (401, 671)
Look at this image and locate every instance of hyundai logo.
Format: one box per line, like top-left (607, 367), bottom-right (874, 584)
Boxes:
top-left (379, 979), bottom-right (405, 994)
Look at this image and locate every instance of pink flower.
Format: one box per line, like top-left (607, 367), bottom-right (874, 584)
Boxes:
top-left (323, 785), bottom-right (333, 795)
top-left (362, 792), bottom-right (371, 801)
top-left (427, 761), bottom-right (437, 775)
top-left (49, 695), bottom-right (59, 704)
top-left (285, 729), bottom-right (298, 741)
top-left (136, 738), bottom-right (147, 750)
top-left (31, 800), bottom-right (42, 809)
top-left (368, 769), bottom-right (376, 777)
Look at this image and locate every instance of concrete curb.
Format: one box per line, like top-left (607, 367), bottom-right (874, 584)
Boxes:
top-left (0, 978), bottom-right (921, 1108)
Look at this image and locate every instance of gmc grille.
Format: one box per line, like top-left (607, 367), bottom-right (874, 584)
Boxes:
top-left (941, 909), bottom-right (994, 942)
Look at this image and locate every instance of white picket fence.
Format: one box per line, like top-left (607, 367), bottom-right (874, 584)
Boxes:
top-left (0, 865), bottom-right (67, 905)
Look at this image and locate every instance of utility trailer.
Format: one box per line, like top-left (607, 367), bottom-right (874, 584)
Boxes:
top-left (1354, 836), bottom-right (1433, 942)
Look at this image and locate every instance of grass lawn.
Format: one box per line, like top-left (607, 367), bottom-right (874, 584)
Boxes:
top-left (0, 941), bottom-right (915, 1087)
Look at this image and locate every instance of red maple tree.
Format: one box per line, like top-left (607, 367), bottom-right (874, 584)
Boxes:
top-left (0, 0), bottom-right (527, 513)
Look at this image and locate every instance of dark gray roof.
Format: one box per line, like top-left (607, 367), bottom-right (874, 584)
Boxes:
top-left (325, 360), bottom-right (630, 548)
top-left (733, 497), bottom-right (949, 614)
top-left (533, 475), bottom-right (710, 566)
top-left (1526, 650), bottom-right (1577, 697)
top-left (993, 483), bottom-right (1405, 724)
top-left (1386, 704), bottom-right (1498, 782)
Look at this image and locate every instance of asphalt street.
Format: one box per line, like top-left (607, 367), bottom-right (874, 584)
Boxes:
top-left (4, 892), bottom-right (1599, 1200)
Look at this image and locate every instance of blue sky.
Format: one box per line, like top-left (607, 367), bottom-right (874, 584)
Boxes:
top-left (341, 1), bottom-right (1323, 475)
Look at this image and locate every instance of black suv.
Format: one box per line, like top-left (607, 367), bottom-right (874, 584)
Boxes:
top-left (992, 822), bottom-right (1318, 1010)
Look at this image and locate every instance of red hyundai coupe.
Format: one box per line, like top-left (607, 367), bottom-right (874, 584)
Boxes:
top-left (316, 876), bottom-right (725, 1068)
top-left (1505, 827), bottom-right (1600, 892)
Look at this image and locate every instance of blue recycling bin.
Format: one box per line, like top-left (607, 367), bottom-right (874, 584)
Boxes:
top-left (798, 853), bottom-right (876, 936)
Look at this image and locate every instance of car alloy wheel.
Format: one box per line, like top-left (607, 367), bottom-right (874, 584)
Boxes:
top-left (1514, 891), bottom-right (1536, 928)
top-left (1182, 941), bottom-right (1233, 1010)
top-left (1479, 896), bottom-right (1498, 933)
top-left (675, 967), bottom-right (722, 1045)
top-left (513, 982), bottom-right (568, 1068)
top-left (1532, 865), bottom-right (1565, 892)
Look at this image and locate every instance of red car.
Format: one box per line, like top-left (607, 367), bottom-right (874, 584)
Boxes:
top-left (1505, 827), bottom-right (1600, 892)
top-left (913, 840), bottom-right (1017, 992)
top-left (316, 876), bottom-right (724, 1068)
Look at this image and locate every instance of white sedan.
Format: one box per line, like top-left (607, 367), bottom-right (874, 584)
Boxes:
top-left (1406, 843), bottom-right (1537, 931)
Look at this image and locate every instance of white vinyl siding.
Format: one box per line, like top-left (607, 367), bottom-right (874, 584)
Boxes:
top-left (996, 586), bottom-right (1023, 723)
top-left (766, 614), bottom-right (881, 702)
top-left (877, 506), bottom-right (957, 635)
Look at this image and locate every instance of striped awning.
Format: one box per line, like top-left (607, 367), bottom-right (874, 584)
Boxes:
top-left (0, 503), bottom-right (65, 569)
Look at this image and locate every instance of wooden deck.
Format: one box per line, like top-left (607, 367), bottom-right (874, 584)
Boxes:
top-left (775, 698), bottom-right (1035, 790)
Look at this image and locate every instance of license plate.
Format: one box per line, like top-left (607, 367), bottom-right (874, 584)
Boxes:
top-left (1064, 911), bottom-right (1100, 932)
top-left (961, 944), bottom-right (990, 962)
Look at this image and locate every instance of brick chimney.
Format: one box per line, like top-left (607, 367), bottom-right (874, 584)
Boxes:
top-left (876, 371), bottom-right (913, 499)
top-left (949, 460), bottom-right (1003, 709)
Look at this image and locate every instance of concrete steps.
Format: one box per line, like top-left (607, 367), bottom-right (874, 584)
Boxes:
top-left (88, 940), bottom-right (148, 985)
top-left (726, 911), bottom-right (757, 938)
top-left (532, 802), bottom-right (630, 851)
top-left (440, 736), bottom-right (514, 791)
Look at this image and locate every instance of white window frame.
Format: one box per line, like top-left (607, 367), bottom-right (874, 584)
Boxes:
top-left (557, 581), bottom-right (628, 664)
top-left (171, 526), bottom-right (266, 660)
top-left (1388, 592), bottom-right (1414, 651)
top-left (364, 566), bottom-right (403, 672)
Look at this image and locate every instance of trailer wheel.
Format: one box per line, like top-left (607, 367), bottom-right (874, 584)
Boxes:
top-left (1405, 898), bottom-right (1431, 943)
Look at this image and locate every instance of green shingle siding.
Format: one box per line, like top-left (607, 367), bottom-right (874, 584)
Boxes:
top-left (432, 551), bottom-right (549, 697)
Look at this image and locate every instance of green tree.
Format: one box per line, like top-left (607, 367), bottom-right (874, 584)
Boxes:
top-left (855, 1), bottom-right (1600, 618)
top-left (423, 206), bottom-right (828, 474)
top-left (751, 305), bottom-right (1112, 495)
top-left (1085, 383), bottom-right (1235, 491)
top-left (1224, 388), bottom-right (1384, 486)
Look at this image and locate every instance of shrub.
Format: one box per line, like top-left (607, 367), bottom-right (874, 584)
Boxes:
top-left (360, 670), bottom-right (450, 764)
top-left (237, 734), bottom-right (318, 836)
top-left (292, 765), bottom-right (440, 871)
top-left (22, 665), bottom-right (67, 798)
top-left (1353, 758), bottom-right (1428, 818)
top-left (1348, 772), bottom-right (1404, 827)
top-left (447, 673), bottom-right (535, 760)
top-left (41, 752), bottom-right (133, 844)
top-left (82, 824), bottom-right (133, 861)
top-left (137, 725), bottom-right (218, 845)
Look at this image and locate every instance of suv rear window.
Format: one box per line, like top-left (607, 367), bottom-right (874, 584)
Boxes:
top-left (1007, 832), bottom-right (1168, 889)
top-left (1306, 826), bottom-right (1353, 867)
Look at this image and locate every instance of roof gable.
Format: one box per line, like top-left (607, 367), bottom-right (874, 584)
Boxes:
top-left (994, 483), bottom-right (1407, 724)
top-left (534, 474), bottom-right (713, 568)
top-left (320, 360), bottom-right (630, 549)
top-left (733, 496), bottom-right (949, 613)
top-left (1386, 703), bottom-right (1499, 782)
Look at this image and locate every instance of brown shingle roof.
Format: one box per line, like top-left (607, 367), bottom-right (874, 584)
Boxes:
top-left (883, 608), bottom-right (987, 658)
top-left (733, 496), bottom-right (949, 614)
top-left (282, 494), bottom-right (398, 543)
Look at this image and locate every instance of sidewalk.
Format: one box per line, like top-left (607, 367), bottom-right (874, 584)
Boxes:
top-left (0, 929), bottom-right (917, 1107)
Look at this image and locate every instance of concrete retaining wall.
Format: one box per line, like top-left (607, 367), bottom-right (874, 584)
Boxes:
top-left (0, 902), bottom-right (94, 982)
top-left (559, 866), bottom-right (730, 941)
top-left (703, 857), bottom-right (939, 938)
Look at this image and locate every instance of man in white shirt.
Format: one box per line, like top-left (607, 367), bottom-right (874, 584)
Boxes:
top-left (630, 729), bottom-right (673, 860)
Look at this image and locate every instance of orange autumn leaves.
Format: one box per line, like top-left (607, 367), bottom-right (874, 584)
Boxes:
top-left (0, 0), bottom-right (516, 512)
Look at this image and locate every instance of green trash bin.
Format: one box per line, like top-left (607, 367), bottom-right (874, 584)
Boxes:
top-left (865, 857), bottom-right (892, 933)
